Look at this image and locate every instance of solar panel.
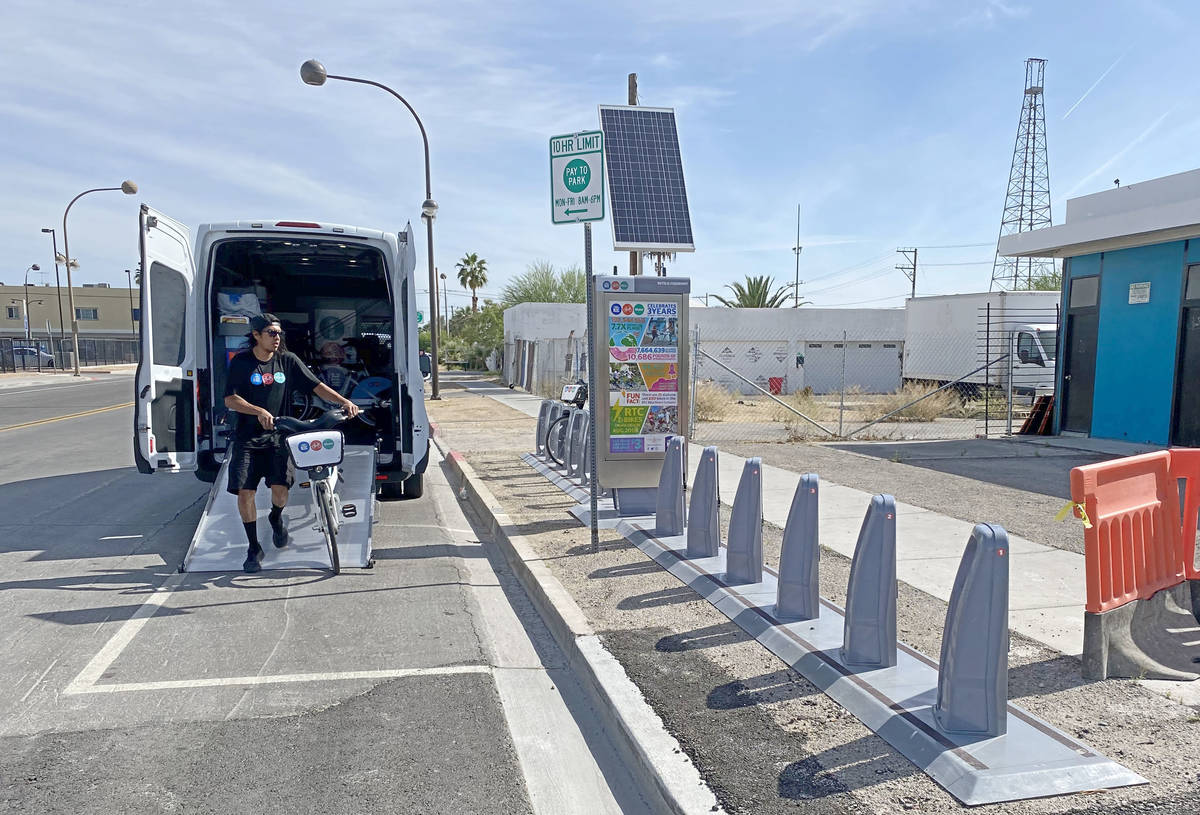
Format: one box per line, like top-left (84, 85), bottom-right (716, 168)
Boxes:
top-left (598, 105), bottom-right (695, 253)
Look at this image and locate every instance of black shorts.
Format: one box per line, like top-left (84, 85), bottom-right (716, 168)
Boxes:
top-left (226, 443), bottom-right (294, 495)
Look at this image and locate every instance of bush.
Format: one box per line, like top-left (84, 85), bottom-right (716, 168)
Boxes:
top-left (693, 380), bottom-right (731, 422)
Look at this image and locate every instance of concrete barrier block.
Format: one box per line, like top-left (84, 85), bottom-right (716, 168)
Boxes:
top-left (726, 457), bottom-right (763, 585)
top-left (934, 523), bottom-right (1010, 737)
top-left (777, 473), bottom-right (820, 621)
top-left (686, 446), bottom-right (720, 559)
top-left (655, 436), bottom-right (686, 537)
top-left (841, 494), bottom-right (897, 669)
top-left (535, 400), bottom-right (553, 455)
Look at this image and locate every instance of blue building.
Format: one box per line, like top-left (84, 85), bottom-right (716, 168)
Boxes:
top-left (999, 168), bottom-right (1200, 445)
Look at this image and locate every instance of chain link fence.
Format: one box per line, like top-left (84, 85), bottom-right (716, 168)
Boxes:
top-left (0, 336), bottom-right (140, 373)
top-left (507, 304), bottom-right (1060, 443)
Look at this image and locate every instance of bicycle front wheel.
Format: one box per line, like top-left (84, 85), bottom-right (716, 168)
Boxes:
top-left (545, 414), bottom-right (571, 466)
top-left (316, 481), bottom-right (341, 574)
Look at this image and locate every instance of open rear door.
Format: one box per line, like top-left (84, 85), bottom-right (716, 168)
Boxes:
top-left (134, 205), bottom-right (198, 474)
top-left (395, 222), bottom-right (430, 474)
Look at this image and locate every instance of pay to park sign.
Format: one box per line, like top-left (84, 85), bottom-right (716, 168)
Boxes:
top-left (550, 130), bottom-right (604, 224)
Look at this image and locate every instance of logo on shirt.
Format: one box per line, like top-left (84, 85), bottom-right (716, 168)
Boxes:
top-left (274, 372), bottom-right (286, 384)
top-left (250, 372), bottom-right (263, 386)
top-left (262, 372), bottom-right (275, 385)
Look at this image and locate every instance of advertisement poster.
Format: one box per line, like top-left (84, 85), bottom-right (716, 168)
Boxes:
top-left (608, 300), bottom-right (680, 453)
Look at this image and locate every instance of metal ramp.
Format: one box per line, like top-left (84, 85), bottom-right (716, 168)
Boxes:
top-left (184, 445), bottom-right (377, 572)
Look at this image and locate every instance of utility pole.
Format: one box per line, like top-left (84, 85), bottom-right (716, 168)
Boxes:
top-left (628, 72), bottom-right (639, 276)
top-left (792, 204), bottom-right (803, 307)
top-left (896, 248), bottom-right (918, 299)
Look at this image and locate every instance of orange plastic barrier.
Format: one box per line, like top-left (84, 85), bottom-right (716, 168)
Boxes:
top-left (1070, 451), bottom-right (1186, 614)
top-left (1169, 448), bottom-right (1200, 581)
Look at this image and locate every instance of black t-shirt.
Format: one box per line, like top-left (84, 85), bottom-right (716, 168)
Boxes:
top-left (224, 349), bottom-right (321, 448)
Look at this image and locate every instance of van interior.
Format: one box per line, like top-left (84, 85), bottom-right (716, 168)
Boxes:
top-left (207, 236), bottom-right (395, 452)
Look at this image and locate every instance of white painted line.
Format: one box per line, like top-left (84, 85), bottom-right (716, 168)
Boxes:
top-left (99, 534), bottom-right (144, 541)
top-left (64, 664), bottom-right (493, 695)
top-left (63, 572), bottom-right (186, 694)
top-left (19, 659), bottom-right (58, 703)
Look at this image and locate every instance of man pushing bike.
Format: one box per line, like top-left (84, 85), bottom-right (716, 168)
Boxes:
top-left (223, 313), bottom-right (360, 573)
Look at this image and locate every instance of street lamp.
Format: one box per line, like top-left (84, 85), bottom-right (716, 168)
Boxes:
top-left (22, 264), bottom-right (40, 345)
top-left (301, 58), bottom-right (442, 399)
top-left (62, 181), bottom-right (137, 375)
top-left (439, 271), bottom-right (450, 338)
top-left (40, 228), bottom-right (69, 351)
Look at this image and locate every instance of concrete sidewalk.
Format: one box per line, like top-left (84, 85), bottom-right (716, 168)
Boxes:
top-left (467, 381), bottom-right (1198, 704)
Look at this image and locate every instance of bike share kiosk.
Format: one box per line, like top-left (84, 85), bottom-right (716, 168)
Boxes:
top-left (591, 275), bottom-right (690, 515)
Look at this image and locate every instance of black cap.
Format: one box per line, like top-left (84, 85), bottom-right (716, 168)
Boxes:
top-left (250, 313), bottom-right (281, 332)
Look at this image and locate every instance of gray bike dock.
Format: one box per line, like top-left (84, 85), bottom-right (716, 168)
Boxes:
top-left (184, 446), bottom-right (377, 572)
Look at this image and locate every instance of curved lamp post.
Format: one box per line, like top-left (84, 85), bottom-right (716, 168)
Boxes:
top-left (39, 228), bottom-right (70, 349)
top-left (62, 181), bottom-right (137, 375)
top-left (22, 264), bottom-right (40, 345)
top-left (301, 59), bottom-right (441, 399)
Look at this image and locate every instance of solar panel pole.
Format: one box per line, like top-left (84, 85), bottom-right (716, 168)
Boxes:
top-left (584, 222), bottom-right (600, 553)
top-left (628, 73), bottom-right (639, 276)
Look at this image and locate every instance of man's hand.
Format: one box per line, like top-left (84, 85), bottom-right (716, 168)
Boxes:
top-left (257, 410), bottom-right (275, 430)
top-left (342, 400), bottom-right (360, 419)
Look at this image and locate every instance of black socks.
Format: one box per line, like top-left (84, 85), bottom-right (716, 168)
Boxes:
top-left (243, 520), bottom-right (260, 552)
top-left (269, 504), bottom-right (285, 530)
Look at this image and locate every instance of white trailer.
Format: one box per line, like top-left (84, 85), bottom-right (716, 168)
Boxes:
top-left (902, 291), bottom-right (1060, 395)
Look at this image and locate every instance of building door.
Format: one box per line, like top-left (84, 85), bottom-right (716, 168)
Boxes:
top-left (1061, 276), bottom-right (1099, 434)
top-left (1172, 265), bottom-right (1200, 445)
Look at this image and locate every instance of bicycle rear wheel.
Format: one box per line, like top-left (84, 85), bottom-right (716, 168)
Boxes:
top-left (316, 481), bottom-right (341, 574)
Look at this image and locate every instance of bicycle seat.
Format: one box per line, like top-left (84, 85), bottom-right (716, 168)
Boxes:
top-left (275, 409), bottom-right (347, 435)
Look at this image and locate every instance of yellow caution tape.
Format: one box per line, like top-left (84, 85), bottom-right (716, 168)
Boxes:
top-left (1055, 501), bottom-right (1092, 529)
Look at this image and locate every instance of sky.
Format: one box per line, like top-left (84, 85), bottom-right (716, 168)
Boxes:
top-left (2, 0), bottom-right (1199, 312)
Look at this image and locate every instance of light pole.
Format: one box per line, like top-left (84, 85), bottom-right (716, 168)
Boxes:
top-left (62, 181), bottom-right (138, 375)
top-left (439, 271), bottom-right (450, 338)
top-left (792, 203), bottom-right (803, 308)
top-left (301, 58), bottom-right (442, 399)
top-left (125, 269), bottom-right (137, 337)
top-left (40, 228), bottom-right (69, 351)
top-left (22, 264), bottom-right (40, 345)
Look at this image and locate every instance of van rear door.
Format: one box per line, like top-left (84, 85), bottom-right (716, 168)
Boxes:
top-left (395, 223), bottom-right (430, 472)
top-left (134, 205), bottom-right (198, 473)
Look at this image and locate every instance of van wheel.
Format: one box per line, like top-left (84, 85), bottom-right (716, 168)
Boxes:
top-left (401, 473), bottom-right (424, 499)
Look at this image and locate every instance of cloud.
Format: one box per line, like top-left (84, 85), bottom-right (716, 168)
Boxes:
top-left (1064, 107), bottom-right (1176, 198)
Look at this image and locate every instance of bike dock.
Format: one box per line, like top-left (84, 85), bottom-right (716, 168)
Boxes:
top-left (183, 445), bottom-right (378, 572)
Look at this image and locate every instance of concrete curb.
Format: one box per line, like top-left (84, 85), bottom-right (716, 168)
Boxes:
top-left (436, 440), bottom-right (723, 815)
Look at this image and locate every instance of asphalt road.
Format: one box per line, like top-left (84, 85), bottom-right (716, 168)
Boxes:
top-left (0, 374), bottom-right (647, 814)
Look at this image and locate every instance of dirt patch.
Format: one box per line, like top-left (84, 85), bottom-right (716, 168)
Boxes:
top-left (427, 379), bottom-right (1200, 814)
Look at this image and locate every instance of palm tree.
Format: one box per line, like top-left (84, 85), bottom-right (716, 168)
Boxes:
top-left (456, 252), bottom-right (488, 312)
top-left (712, 275), bottom-right (805, 308)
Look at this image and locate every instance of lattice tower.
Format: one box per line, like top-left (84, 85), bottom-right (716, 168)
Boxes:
top-left (990, 58), bottom-right (1055, 291)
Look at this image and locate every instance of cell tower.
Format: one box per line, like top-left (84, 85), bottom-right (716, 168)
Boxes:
top-left (990, 58), bottom-right (1055, 291)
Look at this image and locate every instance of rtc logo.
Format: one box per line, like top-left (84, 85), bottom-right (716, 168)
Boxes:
top-left (262, 372), bottom-right (275, 385)
top-left (298, 441), bottom-right (311, 453)
top-left (274, 372), bottom-right (286, 384)
top-left (311, 440), bottom-right (323, 451)
top-left (633, 303), bottom-right (645, 316)
top-left (621, 304), bottom-right (634, 315)
top-left (323, 438), bottom-right (336, 449)
top-left (610, 303), bottom-right (622, 316)
top-left (250, 372), bottom-right (263, 386)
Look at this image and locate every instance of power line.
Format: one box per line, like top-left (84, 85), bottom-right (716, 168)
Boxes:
top-left (796, 251), bottom-right (896, 286)
top-left (912, 242), bottom-right (993, 249)
top-left (817, 292), bottom-right (909, 306)
top-left (801, 265), bottom-right (896, 297)
top-left (921, 261), bottom-right (993, 267)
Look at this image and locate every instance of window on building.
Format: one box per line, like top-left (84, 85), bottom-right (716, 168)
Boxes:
top-left (6, 306), bottom-right (19, 320)
top-left (1069, 276), bottom-right (1099, 309)
top-left (1186, 265), bottom-right (1200, 301)
top-left (76, 307), bottom-right (99, 321)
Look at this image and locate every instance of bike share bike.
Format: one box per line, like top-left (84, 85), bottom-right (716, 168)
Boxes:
top-left (545, 380), bottom-right (587, 467)
top-left (275, 409), bottom-right (350, 574)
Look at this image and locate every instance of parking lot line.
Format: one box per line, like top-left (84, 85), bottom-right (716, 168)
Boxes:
top-left (66, 665), bottom-right (494, 695)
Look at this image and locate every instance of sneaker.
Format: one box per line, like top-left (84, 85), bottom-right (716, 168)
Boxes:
top-left (243, 545), bottom-right (264, 573)
top-left (272, 522), bottom-right (290, 549)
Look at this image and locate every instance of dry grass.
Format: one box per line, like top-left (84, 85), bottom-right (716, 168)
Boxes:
top-left (693, 380), bottom-right (732, 422)
top-left (872, 382), bottom-right (963, 422)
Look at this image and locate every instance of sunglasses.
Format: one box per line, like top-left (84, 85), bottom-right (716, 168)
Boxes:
top-left (261, 329), bottom-right (283, 338)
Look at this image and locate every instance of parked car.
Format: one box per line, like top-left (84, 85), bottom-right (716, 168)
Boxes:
top-left (12, 346), bottom-right (54, 368)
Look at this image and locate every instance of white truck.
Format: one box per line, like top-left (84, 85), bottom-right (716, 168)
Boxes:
top-left (133, 207), bottom-right (430, 500)
top-left (902, 291), bottom-right (1060, 397)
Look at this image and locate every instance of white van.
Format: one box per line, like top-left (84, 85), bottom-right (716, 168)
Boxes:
top-left (133, 206), bottom-right (431, 499)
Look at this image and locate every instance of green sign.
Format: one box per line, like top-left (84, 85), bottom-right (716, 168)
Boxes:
top-left (550, 130), bottom-right (605, 224)
top-left (416, 310), bottom-right (425, 325)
